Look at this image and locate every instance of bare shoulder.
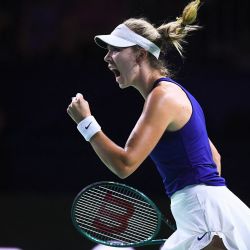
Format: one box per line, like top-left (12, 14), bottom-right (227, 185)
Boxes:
top-left (146, 81), bottom-right (185, 109)
top-left (144, 81), bottom-right (192, 131)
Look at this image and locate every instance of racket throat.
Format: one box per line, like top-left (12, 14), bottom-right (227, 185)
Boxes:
top-left (150, 239), bottom-right (166, 245)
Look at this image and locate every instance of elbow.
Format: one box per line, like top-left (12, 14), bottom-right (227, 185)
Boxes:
top-left (108, 151), bottom-right (139, 179)
top-left (117, 173), bottom-right (129, 179)
top-left (113, 159), bottom-right (137, 179)
top-left (114, 166), bottom-right (134, 179)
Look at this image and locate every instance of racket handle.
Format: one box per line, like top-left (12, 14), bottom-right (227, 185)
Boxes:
top-left (150, 239), bottom-right (166, 245)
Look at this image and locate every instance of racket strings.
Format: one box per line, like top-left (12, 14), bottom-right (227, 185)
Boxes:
top-left (76, 192), bottom-right (158, 235)
top-left (83, 186), bottom-right (158, 223)
top-left (75, 198), bottom-right (157, 231)
top-left (73, 184), bottom-right (160, 244)
top-left (76, 216), bottom-right (150, 243)
top-left (98, 186), bottom-right (158, 212)
top-left (78, 223), bottom-right (141, 244)
top-left (75, 207), bottom-right (148, 243)
top-left (75, 199), bottom-right (157, 239)
top-left (79, 185), bottom-right (159, 222)
top-left (80, 188), bottom-right (158, 220)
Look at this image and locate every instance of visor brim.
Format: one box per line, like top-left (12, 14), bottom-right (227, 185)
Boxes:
top-left (94, 35), bottom-right (136, 49)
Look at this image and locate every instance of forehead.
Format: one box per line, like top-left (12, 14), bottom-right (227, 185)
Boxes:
top-left (106, 45), bottom-right (140, 56)
top-left (107, 44), bottom-right (127, 50)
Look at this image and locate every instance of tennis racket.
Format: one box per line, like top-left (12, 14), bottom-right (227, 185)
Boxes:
top-left (71, 181), bottom-right (176, 247)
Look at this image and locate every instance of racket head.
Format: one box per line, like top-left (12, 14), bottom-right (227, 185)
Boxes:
top-left (71, 181), bottom-right (163, 247)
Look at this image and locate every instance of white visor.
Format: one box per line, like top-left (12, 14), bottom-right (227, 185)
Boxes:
top-left (94, 24), bottom-right (161, 59)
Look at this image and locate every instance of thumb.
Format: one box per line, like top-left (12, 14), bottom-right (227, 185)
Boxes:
top-left (76, 93), bottom-right (83, 100)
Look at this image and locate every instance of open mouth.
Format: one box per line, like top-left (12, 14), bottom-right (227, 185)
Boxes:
top-left (112, 69), bottom-right (121, 77)
top-left (109, 65), bottom-right (121, 78)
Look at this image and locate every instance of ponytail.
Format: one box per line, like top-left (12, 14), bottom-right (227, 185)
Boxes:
top-left (157, 0), bottom-right (201, 57)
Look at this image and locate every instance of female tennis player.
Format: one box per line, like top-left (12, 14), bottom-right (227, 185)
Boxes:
top-left (67, 0), bottom-right (250, 249)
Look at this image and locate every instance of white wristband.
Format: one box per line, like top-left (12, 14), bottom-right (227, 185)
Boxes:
top-left (77, 116), bottom-right (101, 141)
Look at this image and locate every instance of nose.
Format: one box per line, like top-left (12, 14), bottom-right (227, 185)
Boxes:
top-left (104, 50), bottom-right (112, 63)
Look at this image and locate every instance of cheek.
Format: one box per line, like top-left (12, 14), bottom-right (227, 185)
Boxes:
top-left (114, 52), bottom-right (138, 77)
top-left (122, 57), bottom-right (137, 72)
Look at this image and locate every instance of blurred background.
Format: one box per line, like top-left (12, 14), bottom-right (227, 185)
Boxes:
top-left (0, 0), bottom-right (250, 249)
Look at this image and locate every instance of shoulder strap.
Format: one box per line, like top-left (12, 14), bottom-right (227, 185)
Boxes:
top-left (151, 77), bottom-right (175, 91)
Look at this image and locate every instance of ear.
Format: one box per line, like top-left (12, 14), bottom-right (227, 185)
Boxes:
top-left (136, 48), bottom-right (147, 63)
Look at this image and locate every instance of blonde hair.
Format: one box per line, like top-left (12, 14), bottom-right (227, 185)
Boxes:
top-left (123, 0), bottom-right (201, 75)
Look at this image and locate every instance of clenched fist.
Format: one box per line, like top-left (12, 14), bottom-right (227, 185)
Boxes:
top-left (67, 93), bottom-right (91, 124)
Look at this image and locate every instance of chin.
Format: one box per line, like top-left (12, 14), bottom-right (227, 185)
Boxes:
top-left (119, 82), bottom-right (131, 89)
top-left (117, 79), bottom-right (130, 89)
top-left (118, 83), bottom-right (128, 89)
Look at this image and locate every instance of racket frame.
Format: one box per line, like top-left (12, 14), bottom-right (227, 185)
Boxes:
top-left (71, 181), bottom-right (169, 247)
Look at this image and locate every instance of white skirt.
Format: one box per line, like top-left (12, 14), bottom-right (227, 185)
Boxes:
top-left (161, 185), bottom-right (250, 250)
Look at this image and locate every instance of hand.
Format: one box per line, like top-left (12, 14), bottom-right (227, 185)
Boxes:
top-left (67, 93), bottom-right (91, 124)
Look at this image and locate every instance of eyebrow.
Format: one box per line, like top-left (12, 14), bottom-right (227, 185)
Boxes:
top-left (107, 45), bottom-right (120, 50)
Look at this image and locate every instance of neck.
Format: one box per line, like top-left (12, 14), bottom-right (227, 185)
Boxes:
top-left (132, 66), bottom-right (165, 99)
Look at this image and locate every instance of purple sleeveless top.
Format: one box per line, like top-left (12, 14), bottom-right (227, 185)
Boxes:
top-left (149, 77), bottom-right (226, 197)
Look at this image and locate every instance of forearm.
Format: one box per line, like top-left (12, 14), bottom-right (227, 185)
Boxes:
top-left (89, 132), bottom-right (137, 178)
top-left (67, 92), bottom-right (173, 178)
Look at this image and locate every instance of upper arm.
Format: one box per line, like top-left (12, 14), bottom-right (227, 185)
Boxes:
top-left (209, 139), bottom-right (221, 175)
top-left (123, 86), bottom-right (181, 170)
top-left (209, 139), bottom-right (221, 159)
